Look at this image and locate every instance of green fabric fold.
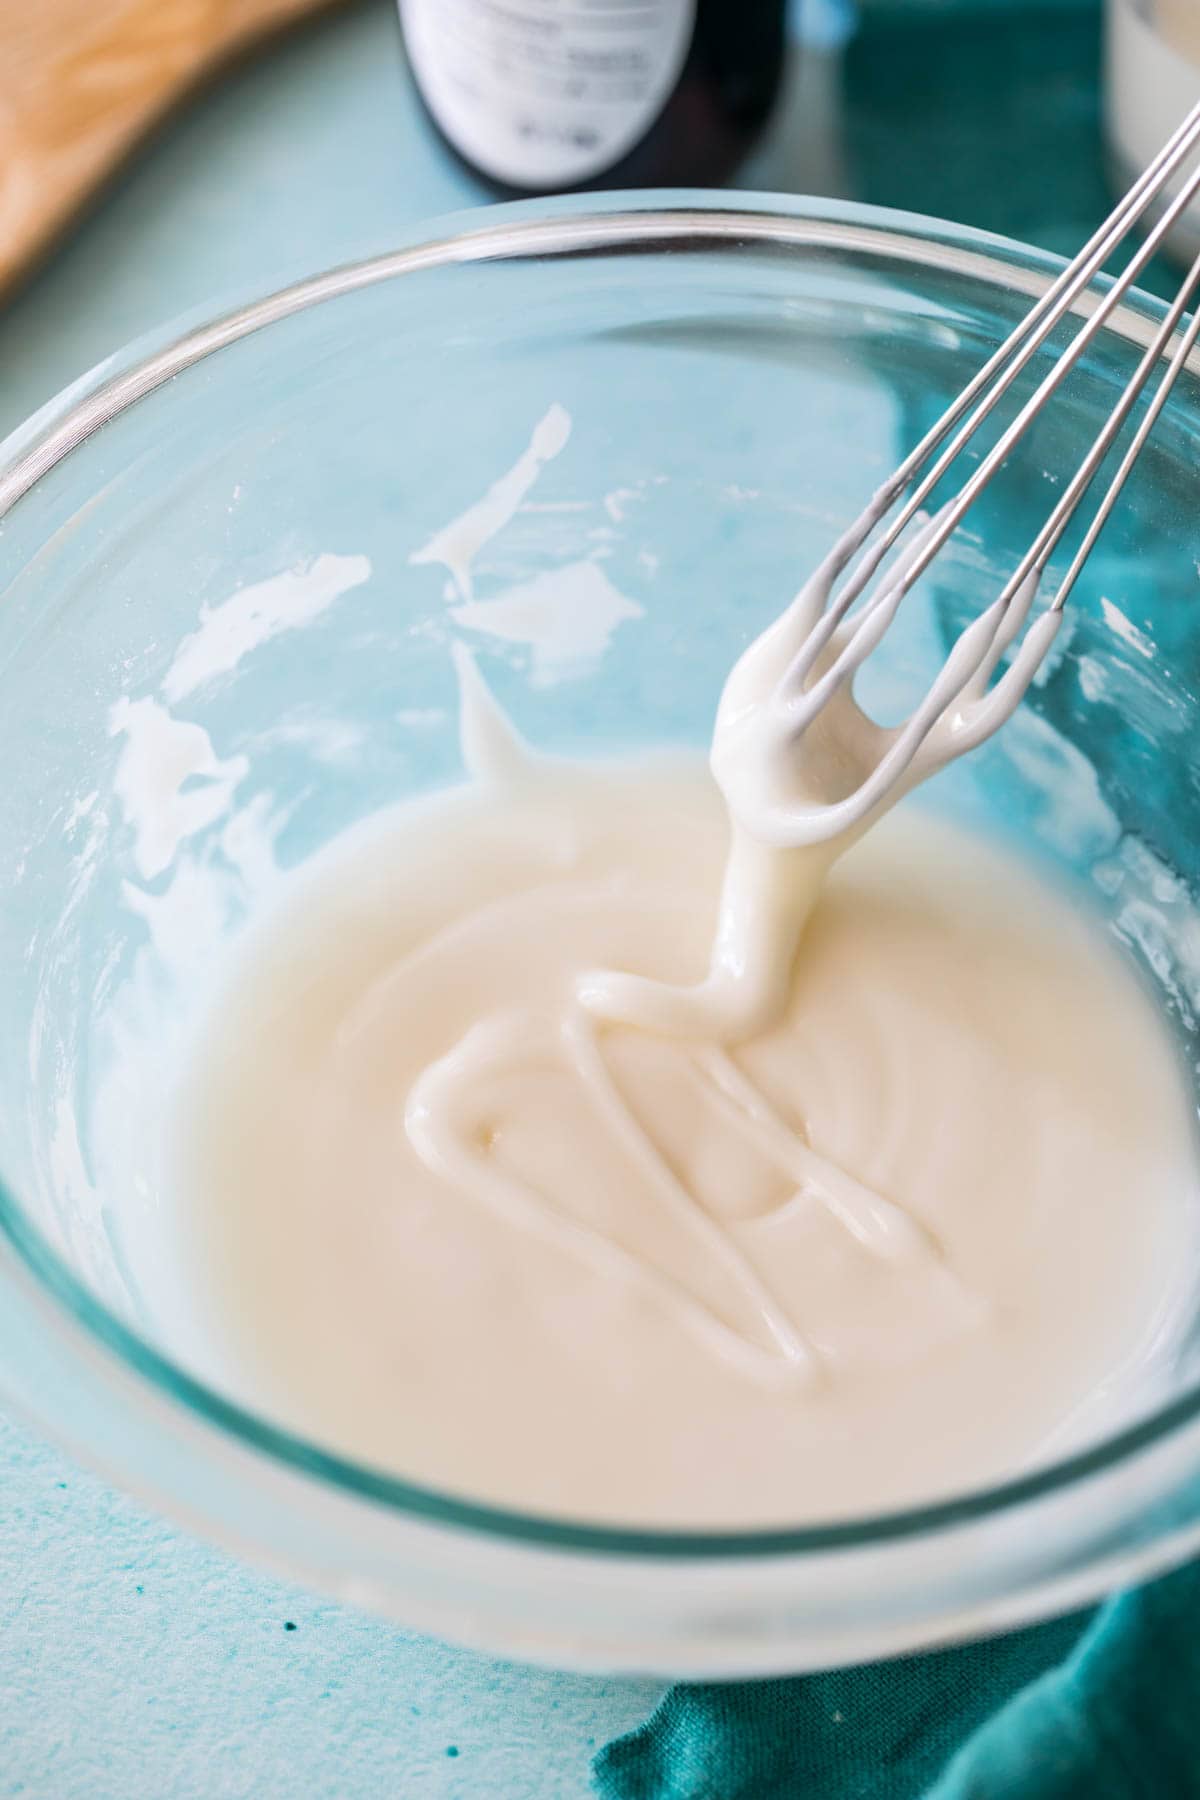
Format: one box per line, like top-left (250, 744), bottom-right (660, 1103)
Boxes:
top-left (593, 1559), bottom-right (1200, 1798)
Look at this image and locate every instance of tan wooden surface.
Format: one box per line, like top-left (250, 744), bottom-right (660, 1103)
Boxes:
top-left (0, 0), bottom-right (342, 296)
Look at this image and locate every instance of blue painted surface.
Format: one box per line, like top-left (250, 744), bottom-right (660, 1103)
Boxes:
top-left (0, 0), bottom-right (1123, 1791)
top-left (0, 1425), bottom-right (659, 1798)
top-left (0, 3), bottom-right (479, 445)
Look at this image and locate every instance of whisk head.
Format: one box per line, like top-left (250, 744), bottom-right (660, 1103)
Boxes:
top-left (723, 101), bottom-right (1200, 849)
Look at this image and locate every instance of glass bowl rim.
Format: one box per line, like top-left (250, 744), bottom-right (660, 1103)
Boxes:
top-left (1, 188), bottom-right (1197, 1561)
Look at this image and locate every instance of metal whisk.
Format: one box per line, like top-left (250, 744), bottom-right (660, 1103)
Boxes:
top-left (736, 100), bottom-right (1200, 847)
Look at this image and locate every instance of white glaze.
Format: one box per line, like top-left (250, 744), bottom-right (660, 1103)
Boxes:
top-left (449, 558), bottom-right (643, 688)
top-left (160, 649), bottom-right (1197, 1524)
top-left (409, 403), bottom-right (572, 601)
top-left (582, 509), bottom-right (1056, 1041)
top-left (110, 698), bottom-right (248, 882)
top-left (163, 554), bottom-right (370, 703)
top-left (148, 417), bottom-right (1196, 1526)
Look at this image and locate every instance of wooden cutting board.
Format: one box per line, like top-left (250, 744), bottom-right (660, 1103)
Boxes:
top-left (0, 0), bottom-right (346, 299)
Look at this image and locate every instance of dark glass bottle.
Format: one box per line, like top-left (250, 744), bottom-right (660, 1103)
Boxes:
top-left (399, 1), bottom-right (788, 196)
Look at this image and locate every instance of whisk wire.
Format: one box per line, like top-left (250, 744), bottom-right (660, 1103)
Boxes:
top-left (786, 100), bottom-right (1200, 712)
top-left (1052, 250), bottom-right (1200, 611)
top-left (888, 144), bottom-right (1200, 603)
top-left (890, 99), bottom-right (1200, 503)
top-left (793, 100), bottom-right (1200, 667)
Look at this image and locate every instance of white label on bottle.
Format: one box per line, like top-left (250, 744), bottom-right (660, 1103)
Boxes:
top-left (400, 0), bottom-right (697, 189)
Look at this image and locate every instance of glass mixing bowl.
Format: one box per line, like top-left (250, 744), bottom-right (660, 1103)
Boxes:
top-left (1, 195), bottom-right (1199, 1677)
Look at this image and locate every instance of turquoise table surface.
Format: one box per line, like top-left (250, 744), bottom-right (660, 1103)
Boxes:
top-left (0, 3), bottom-right (1145, 1795)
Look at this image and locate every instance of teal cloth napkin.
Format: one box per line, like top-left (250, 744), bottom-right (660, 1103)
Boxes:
top-left (593, 1558), bottom-right (1200, 1796)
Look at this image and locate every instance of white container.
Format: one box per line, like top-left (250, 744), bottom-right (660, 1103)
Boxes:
top-left (1105, 0), bottom-right (1200, 262)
